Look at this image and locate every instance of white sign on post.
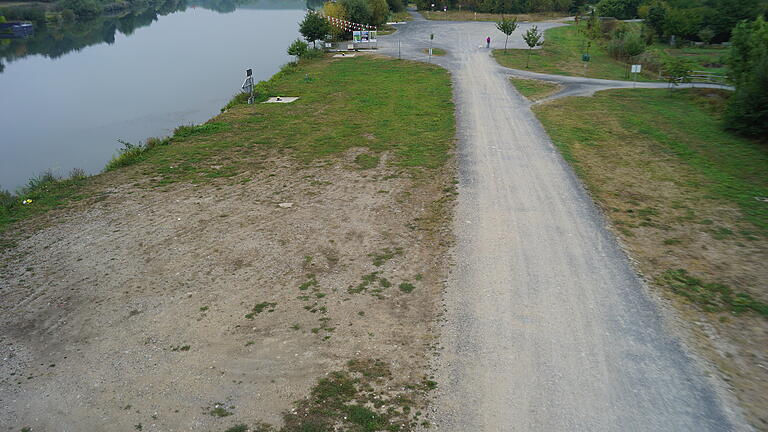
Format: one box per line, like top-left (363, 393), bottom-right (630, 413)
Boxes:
top-left (631, 64), bottom-right (642, 73)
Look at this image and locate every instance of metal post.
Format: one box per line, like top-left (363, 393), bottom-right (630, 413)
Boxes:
top-left (399, 39), bottom-right (401, 59)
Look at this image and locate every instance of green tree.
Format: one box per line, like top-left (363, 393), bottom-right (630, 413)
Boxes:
top-left (496, 16), bottom-right (519, 52)
top-left (728, 16), bottom-right (768, 84)
top-left (300, 11), bottom-right (330, 48)
top-left (663, 57), bottom-right (693, 87)
top-left (386, 0), bottom-right (405, 13)
top-left (368, 0), bottom-right (389, 26)
top-left (697, 27), bottom-right (714, 44)
top-left (725, 48), bottom-right (768, 137)
top-left (725, 16), bottom-right (768, 137)
top-left (340, 0), bottom-right (372, 25)
top-left (287, 38), bottom-right (309, 60)
top-left (323, 1), bottom-right (348, 40)
top-left (522, 25), bottom-right (544, 67)
top-left (596, 0), bottom-right (641, 20)
top-left (646, 1), bottom-right (667, 36)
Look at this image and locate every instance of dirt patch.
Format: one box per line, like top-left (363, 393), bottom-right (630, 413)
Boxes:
top-left (0, 150), bottom-right (455, 431)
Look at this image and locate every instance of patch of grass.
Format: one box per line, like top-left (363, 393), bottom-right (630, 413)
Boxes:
top-left (658, 269), bottom-right (768, 317)
top-left (223, 425), bottom-right (249, 432)
top-left (422, 47), bottom-right (447, 56)
top-left (209, 404), bottom-right (233, 417)
top-left (104, 137), bottom-right (171, 172)
top-left (535, 88), bottom-right (767, 233)
top-left (0, 170), bottom-right (90, 235)
top-left (245, 302), bottom-right (277, 319)
top-left (509, 77), bottom-right (561, 101)
top-left (369, 247), bottom-right (404, 266)
top-left (354, 153), bottom-right (380, 169)
top-left (494, 23), bottom-right (658, 81)
top-left (271, 359), bottom-right (431, 432)
top-left (398, 282), bottom-right (416, 293)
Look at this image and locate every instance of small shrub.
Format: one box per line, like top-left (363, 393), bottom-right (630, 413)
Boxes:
top-left (398, 282), bottom-right (415, 293)
top-left (68, 167), bottom-right (87, 180)
top-left (288, 39), bottom-right (309, 59)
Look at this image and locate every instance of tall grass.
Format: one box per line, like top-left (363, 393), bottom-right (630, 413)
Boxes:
top-left (104, 137), bottom-right (171, 171)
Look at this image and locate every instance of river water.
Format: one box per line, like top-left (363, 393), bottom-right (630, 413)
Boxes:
top-left (0, 0), bottom-right (310, 191)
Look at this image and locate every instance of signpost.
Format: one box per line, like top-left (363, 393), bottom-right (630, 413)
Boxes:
top-left (582, 53), bottom-right (591, 74)
top-left (241, 68), bottom-right (254, 104)
top-left (631, 64), bottom-right (642, 86)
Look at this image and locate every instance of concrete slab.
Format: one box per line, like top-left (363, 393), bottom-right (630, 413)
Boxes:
top-left (263, 97), bottom-right (299, 104)
top-left (333, 53), bottom-right (356, 58)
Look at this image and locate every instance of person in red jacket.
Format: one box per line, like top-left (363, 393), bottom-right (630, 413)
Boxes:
top-left (486, 36), bottom-right (491, 48)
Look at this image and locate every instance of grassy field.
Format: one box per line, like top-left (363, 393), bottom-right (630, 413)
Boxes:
top-left (509, 77), bottom-right (561, 101)
top-left (650, 44), bottom-right (730, 75)
top-left (494, 24), bottom-right (659, 81)
top-left (419, 9), bottom-right (565, 22)
top-left (534, 87), bottom-right (768, 427)
top-left (0, 55), bottom-right (455, 235)
top-left (390, 11), bottom-right (412, 21)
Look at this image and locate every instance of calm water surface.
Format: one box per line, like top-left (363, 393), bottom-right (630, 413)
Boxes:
top-left (0, 0), bottom-right (307, 191)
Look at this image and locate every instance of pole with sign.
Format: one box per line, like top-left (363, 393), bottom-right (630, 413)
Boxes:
top-left (429, 33), bottom-right (434, 62)
top-left (631, 64), bottom-right (642, 87)
top-left (242, 69), bottom-right (254, 104)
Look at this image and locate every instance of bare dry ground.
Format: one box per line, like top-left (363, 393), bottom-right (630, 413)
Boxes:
top-left (0, 152), bottom-right (454, 431)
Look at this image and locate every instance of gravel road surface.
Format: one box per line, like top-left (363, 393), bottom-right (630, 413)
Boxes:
top-left (378, 13), bottom-right (748, 432)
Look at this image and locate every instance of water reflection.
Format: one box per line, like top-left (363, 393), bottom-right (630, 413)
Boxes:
top-left (0, 0), bottom-right (324, 73)
top-left (0, 0), bottom-right (317, 190)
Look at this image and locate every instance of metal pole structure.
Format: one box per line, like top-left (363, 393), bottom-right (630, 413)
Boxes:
top-left (399, 39), bottom-right (401, 59)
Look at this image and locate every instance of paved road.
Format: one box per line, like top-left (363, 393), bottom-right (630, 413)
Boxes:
top-left (379, 14), bottom-right (747, 432)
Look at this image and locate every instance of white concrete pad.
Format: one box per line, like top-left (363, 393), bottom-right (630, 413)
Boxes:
top-left (264, 97), bottom-right (299, 104)
top-left (333, 53), bottom-right (357, 58)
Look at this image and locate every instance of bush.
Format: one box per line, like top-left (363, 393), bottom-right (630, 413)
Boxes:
top-left (287, 38), bottom-right (309, 59)
top-left (386, 0), bottom-right (404, 13)
top-left (608, 31), bottom-right (645, 60)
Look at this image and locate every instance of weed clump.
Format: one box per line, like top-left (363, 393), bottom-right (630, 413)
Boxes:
top-left (398, 282), bottom-right (416, 294)
top-left (658, 269), bottom-right (768, 317)
top-left (245, 302), bottom-right (277, 319)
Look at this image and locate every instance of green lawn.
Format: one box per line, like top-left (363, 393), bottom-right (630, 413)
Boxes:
top-left (494, 24), bottom-right (658, 81)
top-left (0, 56), bottom-right (455, 235)
top-left (509, 77), bottom-right (561, 101)
top-left (650, 44), bottom-right (730, 75)
top-left (537, 88), bottom-right (767, 232)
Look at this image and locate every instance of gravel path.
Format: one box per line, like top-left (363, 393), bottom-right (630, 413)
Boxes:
top-left (379, 13), bottom-right (748, 432)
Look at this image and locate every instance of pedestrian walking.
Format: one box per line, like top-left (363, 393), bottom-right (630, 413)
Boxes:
top-left (486, 36), bottom-right (491, 48)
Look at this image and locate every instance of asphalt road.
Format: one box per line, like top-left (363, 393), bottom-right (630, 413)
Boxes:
top-left (378, 13), bottom-right (748, 432)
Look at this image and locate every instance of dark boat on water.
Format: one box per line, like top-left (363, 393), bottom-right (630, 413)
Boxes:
top-left (0, 22), bottom-right (34, 39)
